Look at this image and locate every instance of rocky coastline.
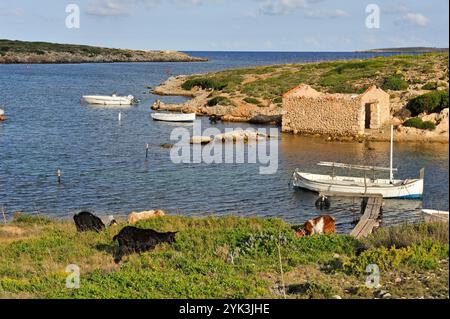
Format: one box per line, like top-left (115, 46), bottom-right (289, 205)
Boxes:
top-left (0, 40), bottom-right (207, 64)
top-left (151, 53), bottom-right (449, 143)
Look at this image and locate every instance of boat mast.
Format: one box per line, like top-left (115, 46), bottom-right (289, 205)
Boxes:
top-left (390, 125), bottom-right (394, 184)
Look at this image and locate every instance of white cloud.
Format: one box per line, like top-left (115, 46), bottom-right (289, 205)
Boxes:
top-left (304, 8), bottom-right (348, 19)
top-left (259, 0), bottom-right (308, 16)
top-left (86, 0), bottom-right (130, 16)
top-left (85, 0), bottom-right (211, 17)
top-left (403, 13), bottom-right (429, 27)
top-left (383, 3), bottom-right (409, 15)
top-left (257, 0), bottom-right (347, 19)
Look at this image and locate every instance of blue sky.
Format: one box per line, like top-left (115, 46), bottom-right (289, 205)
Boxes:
top-left (0, 0), bottom-right (448, 51)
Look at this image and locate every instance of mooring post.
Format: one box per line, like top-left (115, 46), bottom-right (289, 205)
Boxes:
top-left (57, 168), bottom-right (61, 184)
top-left (118, 112), bottom-right (122, 123)
top-left (146, 144), bottom-right (149, 159)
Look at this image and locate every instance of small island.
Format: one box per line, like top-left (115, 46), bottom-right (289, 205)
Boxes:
top-left (358, 47), bottom-right (449, 53)
top-left (152, 52), bottom-right (449, 142)
top-left (0, 39), bottom-right (208, 64)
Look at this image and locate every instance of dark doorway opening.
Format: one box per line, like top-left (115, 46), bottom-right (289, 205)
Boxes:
top-left (365, 103), bottom-right (372, 129)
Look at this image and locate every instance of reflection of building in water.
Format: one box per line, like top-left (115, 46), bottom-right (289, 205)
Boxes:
top-left (282, 84), bottom-right (391, 136)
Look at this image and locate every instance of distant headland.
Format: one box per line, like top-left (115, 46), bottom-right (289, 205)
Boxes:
top-left (358, 47), bottom-right (449, 53)
top-left (0, 39), bottom-right (208, 64)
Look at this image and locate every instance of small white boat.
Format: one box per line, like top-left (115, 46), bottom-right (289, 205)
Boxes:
top-left (83, 94), bottom-right (137, 106)
top-left (151, 112), bottom-right (196, 122)
top-left (292, 170), bottom-right (424, 199)
top-left (422, 209), bottom-right (449, 223)
top-left (292, 126), bottom-right (425, 199)
top-left (0, 108), bottom-right (5, 120)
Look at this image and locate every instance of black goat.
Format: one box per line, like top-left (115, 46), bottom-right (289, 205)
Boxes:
top-left (113, 226), bottom-right (177, 263)
top-left (73, 211), bottom-right (105, 233)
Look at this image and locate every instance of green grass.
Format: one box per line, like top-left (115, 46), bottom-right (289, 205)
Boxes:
top-left (243, 97), bottom-right (262, 106)
top-left (0, 39), bottom-right (130, 56)
top-left (0, 216), bottom-right (448, 299)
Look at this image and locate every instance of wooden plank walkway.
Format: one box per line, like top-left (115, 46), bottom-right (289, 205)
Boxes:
top-left (350, 196), bottom-right (383, 239)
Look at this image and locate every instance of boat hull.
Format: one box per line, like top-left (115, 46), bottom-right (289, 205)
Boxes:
top-left (292, 171), bottom-right (424, 199)
top-left (83, 95), bottom-right (135, 106)
top-left (422, 209), bottom-right (449, 223)
top-left (151, 113), bottom-right (196, 122)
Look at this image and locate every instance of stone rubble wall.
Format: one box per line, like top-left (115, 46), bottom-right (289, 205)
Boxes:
top-left (282, 96), bottom-right (363, 136)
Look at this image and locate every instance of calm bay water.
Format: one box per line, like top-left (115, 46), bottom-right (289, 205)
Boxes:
top-left (0, 52), bottom-right (448, 232)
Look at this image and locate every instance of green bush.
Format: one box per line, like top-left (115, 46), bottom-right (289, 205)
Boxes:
top-left (403, 117), bottom-right (436, 130)
top-left (407, 90), bottom-right (449, 115)
top-left (421, 121), bottom-right (437, 130)
top-left (207, 96), bottom-right (232, 107)
top-left (421, 82), bottom-right (438, 90)
top-left (181, 78), bottom-right (227, 91)
top-left (344, 241), bottom-right (449, 274)
top-left (381, 75), bottom-right (409, 91)
top-left (243, 97), bottom-right (261, 106)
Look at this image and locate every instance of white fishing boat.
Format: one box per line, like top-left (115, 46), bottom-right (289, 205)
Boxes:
top-left (151, 112), bottom-right (196, 122)
top-left (82, 94), bottom-right (137, 106)
top-left (292, 126), bottom-right (425, 199)
top-left (422, 209), bottom-right (449, 223)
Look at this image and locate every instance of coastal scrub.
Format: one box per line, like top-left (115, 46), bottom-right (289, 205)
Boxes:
top-left (0, 215), bottom-right (448, 299)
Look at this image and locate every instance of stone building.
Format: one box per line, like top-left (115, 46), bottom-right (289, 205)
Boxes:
top-left (282, 84), bottom-right (391, 136)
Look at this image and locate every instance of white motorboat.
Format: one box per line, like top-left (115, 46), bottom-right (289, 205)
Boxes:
top-left (151, 112), bottom-right (196, 122)
top-left (292, 126), bottom-right (425, 199)
top-left (82, 94), bottom-right (137, 106)
top-left (422, 209), bottom-right (449, 223)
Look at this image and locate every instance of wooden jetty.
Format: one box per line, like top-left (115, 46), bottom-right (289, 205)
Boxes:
top-left (319, 191), bottom-right (384, 239)
top-left (350, 196), bottom-right (383, 239)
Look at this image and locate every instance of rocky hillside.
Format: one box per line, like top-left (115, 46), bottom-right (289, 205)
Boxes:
top-left (0, 39), bottom-right (207, 64)
top-left (152, 53), bottom-right (449, 142)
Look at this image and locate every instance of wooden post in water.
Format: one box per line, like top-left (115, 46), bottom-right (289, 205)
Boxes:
top-left (146, 144), bottom-right (149, 159)
top-left (57, 169), bottom-right (61, 184)
top-left (389, 125), bottom-right (394, 184)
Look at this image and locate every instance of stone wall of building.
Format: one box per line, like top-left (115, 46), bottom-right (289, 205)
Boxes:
top-left (359, 87), bottom-right (391, 129)
top-left (282, 96), bottom-right (364, 136)
top-left (282, 85), bottom-right (391, 136)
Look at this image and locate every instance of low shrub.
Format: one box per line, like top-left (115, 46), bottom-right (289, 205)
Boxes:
top-left (207, 96), bottom-right (232, 107)
top-left (407, 90), bottom-right (449, 115)
top-left (181, 78), bottom-right (227, 91)
top-left (243, 97), bottom-right (261, 106)
top-left (344, 241), bottom-right (449, 274)
top-left (403, 118), bottom-right (436, 130)
top-left (421, 82), bottom-right (438, 90)
top-left (363, 222), bottom-right (449, 249)
top-left (381, 75), bottom-right (409, 91)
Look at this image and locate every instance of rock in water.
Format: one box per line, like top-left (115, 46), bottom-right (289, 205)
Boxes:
top-left (190, 136), bottom-right (213, 145)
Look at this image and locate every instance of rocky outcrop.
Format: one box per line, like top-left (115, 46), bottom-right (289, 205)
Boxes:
top-left (152, 77), bottom-right (284, 124)
top-left (190, 130), bottom-right (272, 145)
